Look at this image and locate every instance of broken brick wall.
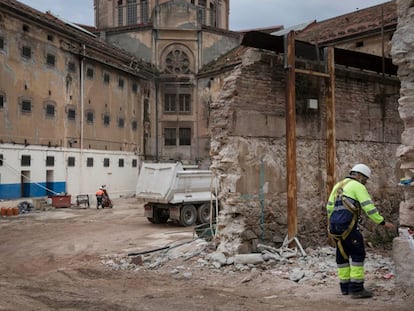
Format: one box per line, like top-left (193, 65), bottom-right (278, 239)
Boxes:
top-left (209, 48), bottom-right (402, 255)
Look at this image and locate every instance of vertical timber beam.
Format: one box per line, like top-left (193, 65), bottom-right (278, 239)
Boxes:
top-left (326, 47), bottom-right (336, 197)
top-left (285, 31), bottom-right (297, 241)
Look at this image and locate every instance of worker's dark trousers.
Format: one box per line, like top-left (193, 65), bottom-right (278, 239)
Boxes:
top-left (332, 224), bottom-right (366, 294)
top-left (96, 195), bottom-right (103, 208)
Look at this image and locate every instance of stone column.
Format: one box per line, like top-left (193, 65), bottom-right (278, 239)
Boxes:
top-left (391, 0), bottom-right (414, 289)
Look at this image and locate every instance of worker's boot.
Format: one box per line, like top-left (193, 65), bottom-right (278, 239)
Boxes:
top-left (340, 283), bottom-right (349, 295)
top-left (350, 288), bottom-right (373, 299)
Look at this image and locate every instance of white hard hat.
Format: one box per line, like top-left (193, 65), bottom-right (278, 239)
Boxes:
top-left (350, 164), bottom-right (371, 179)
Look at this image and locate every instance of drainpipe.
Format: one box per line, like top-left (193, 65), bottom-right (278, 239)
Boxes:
top-left (155, 80), bottom-right (159, 161)
top-left (80, 45), bottom-right (85, 151)
top-left (80, 44), bottom-right (85, 192)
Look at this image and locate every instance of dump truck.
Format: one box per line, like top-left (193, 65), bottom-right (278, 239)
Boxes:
top-left (136, 162), bottom-right (218, 226)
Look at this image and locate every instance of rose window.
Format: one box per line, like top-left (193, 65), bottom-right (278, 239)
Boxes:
top-left (165, 49), bottom-right (190, 74)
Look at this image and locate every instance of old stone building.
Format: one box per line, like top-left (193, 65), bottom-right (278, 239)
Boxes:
top-left (93, 0), bottom-right (241, 164)
top-left (0, 0), bottom-right (154, 199)
top-left (297, 1), bottom-right (397, 57)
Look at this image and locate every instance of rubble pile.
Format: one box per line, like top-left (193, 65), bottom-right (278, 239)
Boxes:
top-left (101, 238), bottom-right (397, 294)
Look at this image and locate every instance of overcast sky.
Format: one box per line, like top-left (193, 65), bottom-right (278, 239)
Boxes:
top-left (18, 0), bottom-right (389, 30)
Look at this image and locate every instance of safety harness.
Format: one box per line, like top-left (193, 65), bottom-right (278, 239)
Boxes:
top-left (328, 179), bottom-right (360, 260)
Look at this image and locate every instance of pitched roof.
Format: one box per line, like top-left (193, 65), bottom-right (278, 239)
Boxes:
top-left (0, 0), bottom-right (156, 78)
top-left (296, 1), bottom-right (397, 45)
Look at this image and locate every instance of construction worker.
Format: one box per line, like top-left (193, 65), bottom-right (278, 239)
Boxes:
top-left (326, 164), bottom-right (395, 298)
top-left (96, 187), bottom-right (104, 209)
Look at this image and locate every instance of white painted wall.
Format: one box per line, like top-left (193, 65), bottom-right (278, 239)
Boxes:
top-left (0, 144), bottom-right (140, 203)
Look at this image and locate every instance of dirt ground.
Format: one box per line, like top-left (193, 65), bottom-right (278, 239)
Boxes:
top-left (0, 197), bottom-right (413, 311)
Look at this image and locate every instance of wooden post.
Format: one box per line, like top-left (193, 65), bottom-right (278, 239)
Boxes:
top-left (285, 31), bottom-right (297, 242)
top-left (326, 47), bottom-right (336, 197)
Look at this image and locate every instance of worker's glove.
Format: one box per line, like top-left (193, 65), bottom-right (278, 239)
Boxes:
top-left (383, 222), bottom-right (395, 230)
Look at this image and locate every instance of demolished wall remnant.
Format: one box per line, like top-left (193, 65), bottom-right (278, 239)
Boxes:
top-left (209, 47), bottom-right (402, 255)
top-left (390, 0), bottom-right (414, 290)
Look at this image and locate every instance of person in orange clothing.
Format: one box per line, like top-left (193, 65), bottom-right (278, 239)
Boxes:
top-left (96, 187), bottom-right (105, 209)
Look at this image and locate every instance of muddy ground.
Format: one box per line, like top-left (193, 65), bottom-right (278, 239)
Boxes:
top-left (0, 197), bottom-right (412, 311)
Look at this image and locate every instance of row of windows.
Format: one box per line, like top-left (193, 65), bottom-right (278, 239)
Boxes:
top-left (0, 94), bottom-right (138, 130)
top-left (0, 154), bottom-right (137, 168)
top-left (164, 128), bottom-right (191, 146)
top-left (0, 36), bottom-right (139, 93)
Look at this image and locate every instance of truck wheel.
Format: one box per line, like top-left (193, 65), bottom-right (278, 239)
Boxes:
top-left (179, 205), bottom-right (197, 226)
top-left (153, 208), bottom-right (169, 224)
top-left (197, 203), bottom-right (211, 224)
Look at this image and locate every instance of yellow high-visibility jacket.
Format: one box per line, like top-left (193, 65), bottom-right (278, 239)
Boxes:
top-left (326, 177), bottom-right (384, 225)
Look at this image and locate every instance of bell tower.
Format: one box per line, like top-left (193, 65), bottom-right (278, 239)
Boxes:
top-left (94, 0), bottom-right (230, 31)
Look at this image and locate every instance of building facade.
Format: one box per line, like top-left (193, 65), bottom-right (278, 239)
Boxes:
top-left (0, 0), bottom-right (153, 199)
top-left (93, 0), bottom-right (241, 164)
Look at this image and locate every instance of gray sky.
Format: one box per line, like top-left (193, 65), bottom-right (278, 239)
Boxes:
top-left (18, 0), bottom-right (389, 30)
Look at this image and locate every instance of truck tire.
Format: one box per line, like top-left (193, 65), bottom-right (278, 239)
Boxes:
top-left (179, 205), bottom-right (197, 227)
top-left (197, 203), bottom-right (211, 224)
top-left (153, 207), bottom-right (169, 224)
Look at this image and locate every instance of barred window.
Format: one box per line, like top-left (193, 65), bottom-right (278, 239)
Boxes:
top-left (86, 111), bottom-right (94, 123)
top-left (132, 120), bottom-right (138, 131)
top-left (104, 158), bottom-right (110, 167)
top-left (86, 67), bottom-right (94, 79)
top-left (22, 46), bottom-right (31, 59)
top-left (103, 114), bottom-right (110, 126)
top-left (68, 62), bottom-right (76, 72)
top-left (164, 128), bottom-right (176, 146)
top-left (118, 158), bottom-right (125, 167)
top-left (21, 155), bottom-right (31, 166)
top-left (45, 103), bottom-right (55, 117)
top-left (67, 157), bottom-right (75, 167)
top-left (21, 99), bottom-right (32, 113)
top-left (118, 77), bottom-right (125, 89)
top-left (179, 128), bottom-right (191, 146)
top-left (87, 157), bottom-right (94, 167)
top-left (46, 53), bottom-right (55, 66)
top-left (103, 73), bottom-right (110, 84)
top-left (67, 108), bottom-right (76, 120)
top-left (118, 117), bottom-right (125, 128)
top-left (46, 156), bottom-right (55, 167)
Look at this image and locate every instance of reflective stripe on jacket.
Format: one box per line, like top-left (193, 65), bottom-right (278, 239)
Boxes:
top-left (326, 177), bottom-right (384, 225)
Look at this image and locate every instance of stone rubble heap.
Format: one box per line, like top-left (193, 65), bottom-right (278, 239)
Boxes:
top-left (101, 238), bottom-right (396, 293)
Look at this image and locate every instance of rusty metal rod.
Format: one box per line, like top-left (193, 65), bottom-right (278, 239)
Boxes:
top-left (326, 47), bottom-right (336, 197)
top-left (285, 31), bottom-right (298, 242)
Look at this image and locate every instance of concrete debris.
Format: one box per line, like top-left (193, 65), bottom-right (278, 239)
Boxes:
top-left (101, 239), bottom-right (396, 292)
top-left (234, 253), bottom-right (264, 265)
